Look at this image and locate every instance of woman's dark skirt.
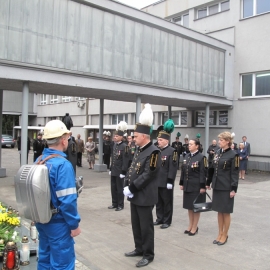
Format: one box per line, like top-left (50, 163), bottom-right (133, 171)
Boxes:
top-left (212, 189), bottom-right (234, 213)
top-left (239, 159), bottom-right (247, 170)
top-left (183, 191), bottom-right (206, 210)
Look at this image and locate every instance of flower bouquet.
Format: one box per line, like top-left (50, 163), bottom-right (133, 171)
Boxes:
top-left (0, 202), bottom-right (21, 255)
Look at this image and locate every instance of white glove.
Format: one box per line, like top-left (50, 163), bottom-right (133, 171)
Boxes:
top-left (120, 174), bottom-right (125, 178)
top-left (109, 171), bottom-right (111, 175)
top-left (128, 194), bottom-right (134, 198)
top-left (123, 186), bottom-right (133, 197)
top-left (167, 183), bottom-right (173, 189)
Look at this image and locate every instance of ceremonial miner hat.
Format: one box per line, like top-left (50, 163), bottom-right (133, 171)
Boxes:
top-left (134, 103), bottom-right (153, 135)
top-left (184, 134), bottom-right (189, 139)
top-left (115, 121), bottom-right (128, 136)
top-left (177, 132), bottom-right (181, 138)
top-left (196, 133), bottom-right (201, 139)
top-left (158, 119), bottom-right (175, 140)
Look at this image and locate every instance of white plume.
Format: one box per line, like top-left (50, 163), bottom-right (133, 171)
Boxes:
top-left (103, 131), bottom-right (107, 135)
top-left (117, 121), bottom-right (128, 132)
top-left (184, 134), bottom-right (189, 139)
top-left (107, 131), bottom-right (111, 136)
top-left (139, 103), bottom-right (153, 126)
top-left (231, 132), bottom-right (235, 138)
top-left (124, 133), bottom-right (127, 137)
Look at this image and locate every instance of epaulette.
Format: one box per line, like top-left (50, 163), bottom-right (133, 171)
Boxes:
top-left (125, 145), bottom-right (129, 154)
top-left (173, 150), bottom-right (178, 162)
top-left (150, 150), bottom-right (159, 171)
top-left (235, 154), bottom-right (240, 169)
top-left (203, 156), bottom-right (208, 168)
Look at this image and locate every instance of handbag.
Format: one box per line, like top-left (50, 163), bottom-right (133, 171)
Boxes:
top-left (193, 192), bottom-right (212, 213)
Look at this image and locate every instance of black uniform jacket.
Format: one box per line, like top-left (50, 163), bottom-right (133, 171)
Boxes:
top-left (182, 143), bottom-right (190, 156)
top-left (179, 151), bottom-right (207, 192)
top-left (110, 141), bottom-right (129, 176)
top-left (33, 139), bottom-right (45, 155)
top-left (124, 142), bottom-right (160, 206)
top-left (156, 146), bottom-right (178, 187)
top-left (126, 142), bottom-right (136, 167)
top-left (207, 148), bottom-right (239, 193)
top-left (207, 144), bottom-right (220, 166)
top-left (171, 141), bottom-right (183, 155)
top-left (103, 140), bottom-right (111, 155)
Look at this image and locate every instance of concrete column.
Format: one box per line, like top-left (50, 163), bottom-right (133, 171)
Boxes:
top-left (168, 106), bottom-right (172, 119)
top-left (0, 89), bottom-right (6, 177)
top-left (21, 82), bottom-right (29, 165)
top-left (94, 99), bottom-right (107, 172)
top-left (136, 95), bottom-right (141, 122)
top-left (204, 104), bottom-right (210, 156)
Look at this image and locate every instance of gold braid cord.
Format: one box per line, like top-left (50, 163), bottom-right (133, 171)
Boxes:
top-left (150, 153), bottom-right (158, 170)
top-left (125, 146), bottom-right (129, 153)
top-left (204, 156), bottom-right (208, 168)
top-left (235, 155), bottom-right (240, 169)
top-left (173, 150), bottom-right (178, 162)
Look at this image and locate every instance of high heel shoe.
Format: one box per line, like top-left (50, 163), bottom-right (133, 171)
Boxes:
top-left (217, 236), bottom-right (228, 246)
top-left (184, 230), bottom-right (191, 234)
top-left (213, 240), bottom-right (219, 244)
top-left (188, 227), bottom-right (198, 236)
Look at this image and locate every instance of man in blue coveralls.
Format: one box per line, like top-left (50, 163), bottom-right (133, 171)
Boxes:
top-left (35, 120), bottom-right (81, 270)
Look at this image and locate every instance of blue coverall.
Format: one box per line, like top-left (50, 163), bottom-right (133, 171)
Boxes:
top-left (35, 148), bottom-right (81, 270)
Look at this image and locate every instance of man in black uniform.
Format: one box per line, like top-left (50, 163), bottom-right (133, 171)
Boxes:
top-left (33, 133), bottom-right (45, 162)
top-left (62, 113), bottom-right (73, 130)
top-left (182, 135), bottom-right (190, 158)
top-left (207, 140), bottom-right (219, 169)
top-left (154, 121), bottom-right (178, 229)
top-left (103, 136), bottom-right (111, 170)
top-left (171, 133), bottom-right (182, 169)
top-left (65, 132), bottom-right (77, 174)
top-left (124, 103), bottom-right (160, 268)
top-left (108, 122), bottom-right (129, 211)
top-left (127, 135), bottom-right (136, 168)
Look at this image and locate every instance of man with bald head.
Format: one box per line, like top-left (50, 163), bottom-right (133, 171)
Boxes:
top-left (207, 140), bottom-right (219, 168)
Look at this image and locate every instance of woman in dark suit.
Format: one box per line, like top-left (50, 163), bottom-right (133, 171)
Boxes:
top-left (179, 139), bottom-right (207, 236)
top-left (237, 142), bottom-right (248, 180)
top-left (206, 132), bottom-right (239, 246)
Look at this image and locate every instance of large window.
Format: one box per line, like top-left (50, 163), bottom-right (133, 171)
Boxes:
top-left (75, 97), bottom-right (86, 101)
top-left (62, 96), bottom-right (72, 102)
top-left (242, 71), bottom-right (270, 97)
top-left (173, 13), bottom-right (189, 27)
top-left (40, 94), bottom-right (47, 105)
top-left (162, 111), bottom-right (187, 126)
top-left (196, 1), bottom-right (230, 19)
top-left (50, 95), bottom-right (58, 104)
top-left (196, 111), bottom-right (220, 126)
top-left (243, 0), bottom-right (270, 18)
top-left (111, 114), bottom-right (128, 125)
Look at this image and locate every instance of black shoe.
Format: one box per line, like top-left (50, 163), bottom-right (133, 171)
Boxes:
top-left (108, 205), bottom-right (117, 209)
top-left (115, 207), bottom-right (123, 211)
top-left (153, 221), bottom-right (162, 226)
top-left (160, 224), bottom-right (170, 229)
top-left (184, 230), bottom-right (191, 234)
top-left (213, 240), bottom-right (219, 244)
top-left (217, 236), bottom-right (228, 246)
top-left (125, 250), bottom-right (143, 257)
top-left (136, 258), bottom-right (153, 268)
top-left (188, 227), bottom-right (198, 236)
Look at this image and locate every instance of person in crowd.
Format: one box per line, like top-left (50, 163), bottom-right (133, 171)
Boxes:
top-left (206, 131), bottom-right (239, 246)
top-left (207, 140), bottom-right (219, 169)
top-left (108, 122), bottom-right (129, 211)
top-left (62, 113), bottom-right (73, 130)
top-left (182, 135), bottom-right (190, 158)
top-left (238, 142), bottom-right (248, 180)
top-left (196, 133), bottom-right (203, 153)
top-left (75, 134), bottom-right (84, 167)
top-left (65, 133), bottom-right (77, 174)
top-left (103, 135), bottom-right (111, 170)
top-left (127, 134), bottom-right (136, 168)
top-left (33, 133), bottom-right (45, 162)
top-left (179, 139), bottom-right (207, 236)
top-left (36, 120), bottom-right (81, 269)
top-left (124, 104), bottom-right (160, 268)
top-left (230, 143), bottom-right (237, 153)
top-left (85, 137), bottom-right (95, 169)
top-left (154, 119), bottom-right (177, 229)
top-left (171, 132), bottom-right (183, 169)
top-left (17, 135), bottom-right (31, 165)
top-left (242, 135), bottom-right (251, 174)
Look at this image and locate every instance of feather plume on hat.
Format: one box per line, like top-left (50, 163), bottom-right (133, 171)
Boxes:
top-left (103, 131), bottom-right (107, 135)
top-left (157, 119), bottom-right (175, 140)
top-left (107, 131), bottom-right (111, 136)
top-left (231, 132), bottom-right (235, 138)
top-left (139, 104), bottom-right (153, 126)
top-left (184, 134), bottom-right (189, 139)
top-left (116, 121), bottom-right (128, 132)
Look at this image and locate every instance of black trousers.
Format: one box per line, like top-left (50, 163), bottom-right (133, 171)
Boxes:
top-left (130, 203), bottom-right (154, 261)
top-left (77, 152), bottom-right (82, 166)
top-left (110, 175), bottom-right (124, 208)
top-left (155, 187), bottom-right (174, 225)
top-left (103, 154), bottom-right (110, 169)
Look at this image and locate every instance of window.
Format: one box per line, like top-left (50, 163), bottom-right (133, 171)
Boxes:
top-left (75, 97), bottom-right (86, 101)
top-left (162, 111), bottom-right (187, 126)
top-left (242, 71), bottom-right (270, 97)
top-left (243, 0), bottom-right (270, 18)
top-left (50, 95), bottom-right (58, 104)
top-left (196, 111), bottom-right (217, 126)
top-left (62, 96), bottom-right (72, 102)
top-left (196, 1), bottom-right (230, 19)
top-left (173, 13), bottom-right (189, 27)
top-left (111, 114), bottom-right (128, 125)
top-left (40, 94), bottom-right (47, 105)
top-left (219, 111), bottom-right (228, 125)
